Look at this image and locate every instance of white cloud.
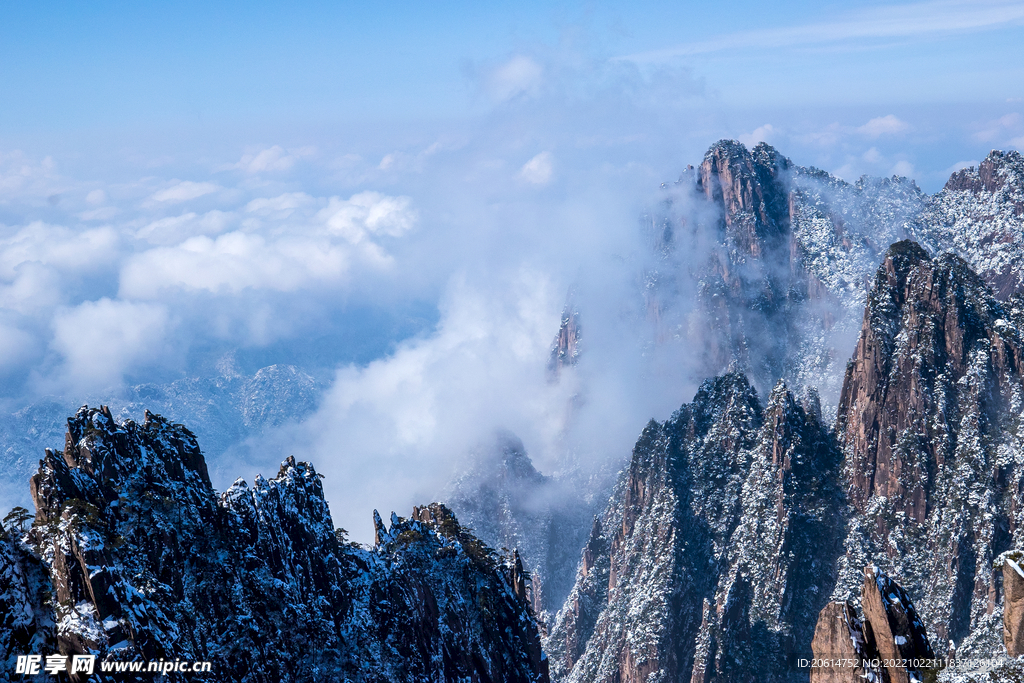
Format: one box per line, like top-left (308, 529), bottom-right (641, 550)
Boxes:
top-left (739, 124), bottom-right (775, 147)
top-left (85, 189), bottom-right (106, 205)
top-left (318, 191), bottom-right (417, 241)
top-left (972, 112), bottom-right (1023, 142)
top-left (890, 160), bottom-right (915, 177)
top-left (233, 145), bottom-right (315, 173)
top-left (281, 271), bottom-right (572, 535)
top-left (151, 180), bottom-right (221, 203)
top-left (0, 223), bottom-right (120, 283)
top-left (858, 115), bottom-right (910, 138)
top-left (1011, 135), bottom-right (1024, 149)
top-left (519, 152), bottom-right (554, 185)
top-left (120, 232), bottom-right (351, 297)
top-left (0, 262), bottom-right (63, 314)
top-left (135, 210), bottom-right (235, 245)
top-left (120, 191), bottom-right (415, 297)
top-left (0, 321), bottom-right (34, 372)
top-left (797, 122), bottom-right (845, 148)
top-left (245, 192), bottom-right (314, 217)
top-left (862, 147), bottom-right (883, 163)
top-left (50, 298), bottom-right (170, 392)
top-left (487, 55), bottom-right (544, 102)
top-left (79, 206), bottom-right (119, 221)
top-left (620, 0), bottom-right (1024, 61)
top-left (943, 160), bottom-right (978, 174)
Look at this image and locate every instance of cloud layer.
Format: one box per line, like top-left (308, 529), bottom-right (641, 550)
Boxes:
top-left (0, 38), bottom-right (1021, 539)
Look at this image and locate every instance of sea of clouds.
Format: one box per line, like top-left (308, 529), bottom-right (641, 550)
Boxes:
top-left (1, 47), bottom-right (1022, 541)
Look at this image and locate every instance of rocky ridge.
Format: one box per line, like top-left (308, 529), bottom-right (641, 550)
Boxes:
top-left (834, 241), bottom-right (1024, 657)
top-left (444, 433), bottom-right (593, 621)
top-left (444, 142), bottom-right (1024, 682)
top-left (0, 363), bottom-right (320, 520)
top-left (545, 371), bottom-right (844, 683)
top-left (811, 566), bottom-right (935, 683)
top-left (1, 406), bottom-right (548, 682)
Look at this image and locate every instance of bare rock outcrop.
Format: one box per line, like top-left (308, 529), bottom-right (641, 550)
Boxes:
top-left (548, 298), bottom-right (581, 378)
top-left (812, 566), bottom-right (933, 683)
top-left (928, 150), bottom-right (1024, 299)
top-left (809, 601), bottom-right (882, 683)
top-left (861, 566), bottom-right (935, 683)
top-left (16, 406), bottom-right (550, 682)
top-left (548, 372), bottom-right (844, 683)
top-left (996, 550), bottom-right (1024, 657)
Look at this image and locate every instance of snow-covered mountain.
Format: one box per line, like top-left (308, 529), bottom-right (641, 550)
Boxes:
top-left (3, 140), bottom-right (1024, 682)
top-left (538, 142), bottom-right (1024, 682)
top-left (0, 406), bottom-right (548, 682)
top-left (438, 141), bottom-right (1024, 683)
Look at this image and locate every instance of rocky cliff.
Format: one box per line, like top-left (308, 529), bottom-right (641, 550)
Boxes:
top-left (445, 432), bottom-right (593, 621)
top-left (1, 406), bottom-right (548, 682)
top-left (834, 241), bottom-right (1024, 656)
top-left (545, 372), bottom-right (844, 682)
top-left (811, 566), bottom-right (935, 683)
top-left (921, 150), bottom-right (1024, 300)
top-left (548, 235), bottom-right (1024, 681)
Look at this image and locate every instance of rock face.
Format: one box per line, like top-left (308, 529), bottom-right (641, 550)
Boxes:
top-left (997, 551), bottom-right (1024, 657)
top-left (0, 528), bottom-right (53, 674)
top-left (860, 566), bottom-right (934, 683)
top-left (691, 383), bottom-right (844, 683)
top-left (548, 236), bottom-right (1024, 680)
top-left (0, 363), bottom-right (321, 522)
top-left (240, 364), bottom-right (318, 429)
top-left (364, 503), bottom-right (550, 682)
top-left (546, 372), bottom-right (844, 682)
top-left (811, 566), bottom-right (933, 683)
top-left (548, 298), bottom-right (581, 379)
top-left (835, 241), bottom-right (1024, 653)
top-left (685, 141), bottom-right (797, 388)
top-left (646, 142), bottom-right (1024, 416)
top-left (809, 602), bottom-right (880, 683)
top-left (10, 406), bottom-right (548, 682)
top-left (522, 143), bottom-right (1024, 680)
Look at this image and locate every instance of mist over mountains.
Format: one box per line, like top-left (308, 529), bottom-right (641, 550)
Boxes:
top-left (3, 138), bottom-right (1024, 682)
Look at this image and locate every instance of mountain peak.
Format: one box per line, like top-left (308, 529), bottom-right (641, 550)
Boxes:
top-left (943, 148), bottom-right (1024, 194)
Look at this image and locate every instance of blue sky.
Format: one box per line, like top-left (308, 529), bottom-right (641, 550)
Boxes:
top-left (0, 0), bottom-right (1021, 195)
top-left (1, 1), bottom-right (1023, 531)
top-left (2, 1), bottom-right (1022, 127)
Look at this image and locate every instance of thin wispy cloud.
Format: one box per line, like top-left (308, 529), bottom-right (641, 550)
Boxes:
top-left (618, 0), bottom-right (1024, 62)
top-left (519, 152), bottom-right (554, 185)
top-left (230, 145), bottom-right (316, 174)
top-left (151, 180), bottom-right (221, 203)
top-left (858, 115), bottom-right (911, 138)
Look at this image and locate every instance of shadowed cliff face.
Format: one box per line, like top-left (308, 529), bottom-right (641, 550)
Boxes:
top-left (697, 140), bottom-right (792, 262)
top-left (546, 373), bottom-right (844, 683)
top-left (445, 432), bottom-right (595, 622)
top-left (835, 240), bottom-right (1024, 652)
top-left (3, 406), bottom-right (548, 683)
top-left (811, 566), bottom-right (935, 683)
